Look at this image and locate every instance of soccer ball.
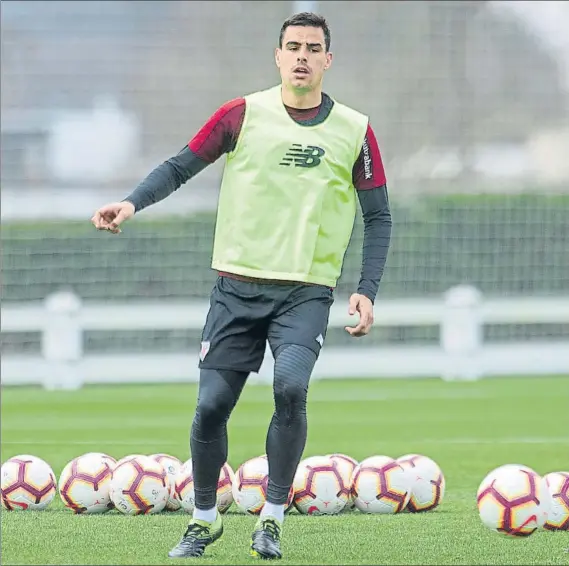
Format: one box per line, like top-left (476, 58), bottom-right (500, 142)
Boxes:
top-left (327, 453), bottom-right (358, 510)
top-left (232, 455), bottom-right (294, 515)
top-left (59, 453), bottom-right (114, 513)
top-left (476, 464), bottom-right (551, 536)
top-left (114, 454), bottom-right (145, 469)
top-left (82, 452), bottom-right (117, 509)
top-left (351, 455), bottom-right (412, 514)
top-left (328, 453), bottom-right (358, 473)
top-left (217, 462), bottom-right (235, 513)
top-left (81, 452), bottom-right (116, 470)
top-left (298, 455), bottom-right (326, 466)
top-left (397, 453), bottom-right (445, 512)
top-left (293, 455), bottom-right (350, 515)
top-left (1, 455), bottom-right (57, 511)
top-left (233, 456), bottom-right (269, 515)
top-left (174, 459), bottom-right (234, 514)
top-left (150, 454), bottom-right (183, 511)
top-left (543, 471), bottom-right (569, 531)
top-left (109, 455), bottom-right (169, 515)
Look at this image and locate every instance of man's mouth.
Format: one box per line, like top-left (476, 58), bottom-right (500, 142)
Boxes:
top-left (293, 66), bottom-right (310, 75)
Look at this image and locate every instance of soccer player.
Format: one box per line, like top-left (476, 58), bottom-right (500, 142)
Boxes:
top-left (91, 12), bottom-right (392, 560)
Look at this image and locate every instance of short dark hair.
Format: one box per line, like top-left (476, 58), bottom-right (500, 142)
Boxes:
top-left (279, 12), bottom-right (331, 52)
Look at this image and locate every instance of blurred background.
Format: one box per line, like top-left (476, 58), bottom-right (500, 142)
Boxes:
top-left (1, 0), bottom-right (568, 386)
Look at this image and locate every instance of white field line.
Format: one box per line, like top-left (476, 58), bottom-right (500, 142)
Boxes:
top-left (0, 390), bottom-right (501, 406)
top-left (242, 390), bottom-right (497, 403)
top-left (305, 391), bottom-right (492, 402)
top-left (244, 387), bottom-right (568, 403)
top-left (418, 437), bottom-right (569, 445)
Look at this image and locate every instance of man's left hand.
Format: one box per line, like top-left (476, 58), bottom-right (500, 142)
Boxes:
top-left (345, 293), bottom-right (374, 337)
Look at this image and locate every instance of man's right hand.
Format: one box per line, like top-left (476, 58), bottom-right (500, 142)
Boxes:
top-left (91, 201), bottom-right (135, 234)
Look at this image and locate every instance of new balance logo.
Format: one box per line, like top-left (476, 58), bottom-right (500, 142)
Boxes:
top-left (280, 144), bottom-right (325, 168)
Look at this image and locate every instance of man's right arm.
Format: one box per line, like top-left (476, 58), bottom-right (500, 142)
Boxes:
top-left (123, 98), bottom-right (246, 213)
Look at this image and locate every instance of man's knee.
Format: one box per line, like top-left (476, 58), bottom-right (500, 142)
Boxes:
top-left (194, 369), bottom-right (243, 433)
top-left (273, 378), bottom-right (307, 409)
top-left (273, 345), bottom-right (317, 413)
top-left (195, 396), bottom-right (228, 430)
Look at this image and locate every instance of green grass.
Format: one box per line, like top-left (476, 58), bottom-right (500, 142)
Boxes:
top-left (2, 376), bottom-right (569, 565)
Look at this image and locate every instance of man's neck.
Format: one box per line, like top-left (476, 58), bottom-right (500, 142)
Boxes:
top-left (280, 84), bottom-right (322, 110)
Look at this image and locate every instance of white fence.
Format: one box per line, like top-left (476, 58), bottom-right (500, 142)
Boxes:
top-left (2, 286), bottom-right (569, 390)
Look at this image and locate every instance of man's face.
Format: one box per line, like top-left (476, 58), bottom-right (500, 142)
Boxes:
top-left (275, 26), bottom-right (332, 93)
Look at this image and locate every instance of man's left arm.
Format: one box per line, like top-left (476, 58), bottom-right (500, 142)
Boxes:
top-left (345, 123), bottom-right (392, 337)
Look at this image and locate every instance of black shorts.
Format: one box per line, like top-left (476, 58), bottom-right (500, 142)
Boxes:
top-left (198, 276), bottom-right (334, 373)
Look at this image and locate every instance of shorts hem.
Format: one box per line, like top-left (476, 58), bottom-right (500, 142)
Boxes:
top-left (198, 362), bottom-right (262, 373)
top-left (271, 341), bottom-right (321, 357)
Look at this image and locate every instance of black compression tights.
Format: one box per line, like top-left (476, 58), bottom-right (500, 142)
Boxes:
top-left (190, 344), bottom-right (317, 509)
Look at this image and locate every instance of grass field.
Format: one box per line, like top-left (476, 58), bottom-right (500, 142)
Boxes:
top-left (1, 375), bottom-right (568, 565)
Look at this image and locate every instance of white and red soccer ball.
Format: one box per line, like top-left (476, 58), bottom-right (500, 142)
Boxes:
top-left (293, 455), bottom-right (351, 515)
top-left (1, 455), bottom-right (57, 511)
top-left (476, 464), bottom-right (551, 536)
top-left (82, 452), bottom-right (117, 471)
top-left (543, 471), bottom-right (569, 531)
top-left (351, 455), bottom-right (412, 514)
top-left (109, 455), bottom-right (169, 515)
top-left (150, 454), bottom-right (183, 512)
top-left (328, 453), bottom-right (358, 477)
top-left (175, 458), bottom-right (234, 514)
top-left (113, 454), bottom-right (145, 469)
top-left (327, 453), bottom-right (358, 510)
top-left (233, 455), bottom-right (294, 515)
top-left (58, 453), bottom-right (114, 513)
top-left (397, 453), bottom-right (445, 512)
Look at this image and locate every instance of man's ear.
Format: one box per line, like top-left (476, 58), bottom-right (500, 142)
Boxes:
top-left (275, 48), bottom-right (281, 69)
